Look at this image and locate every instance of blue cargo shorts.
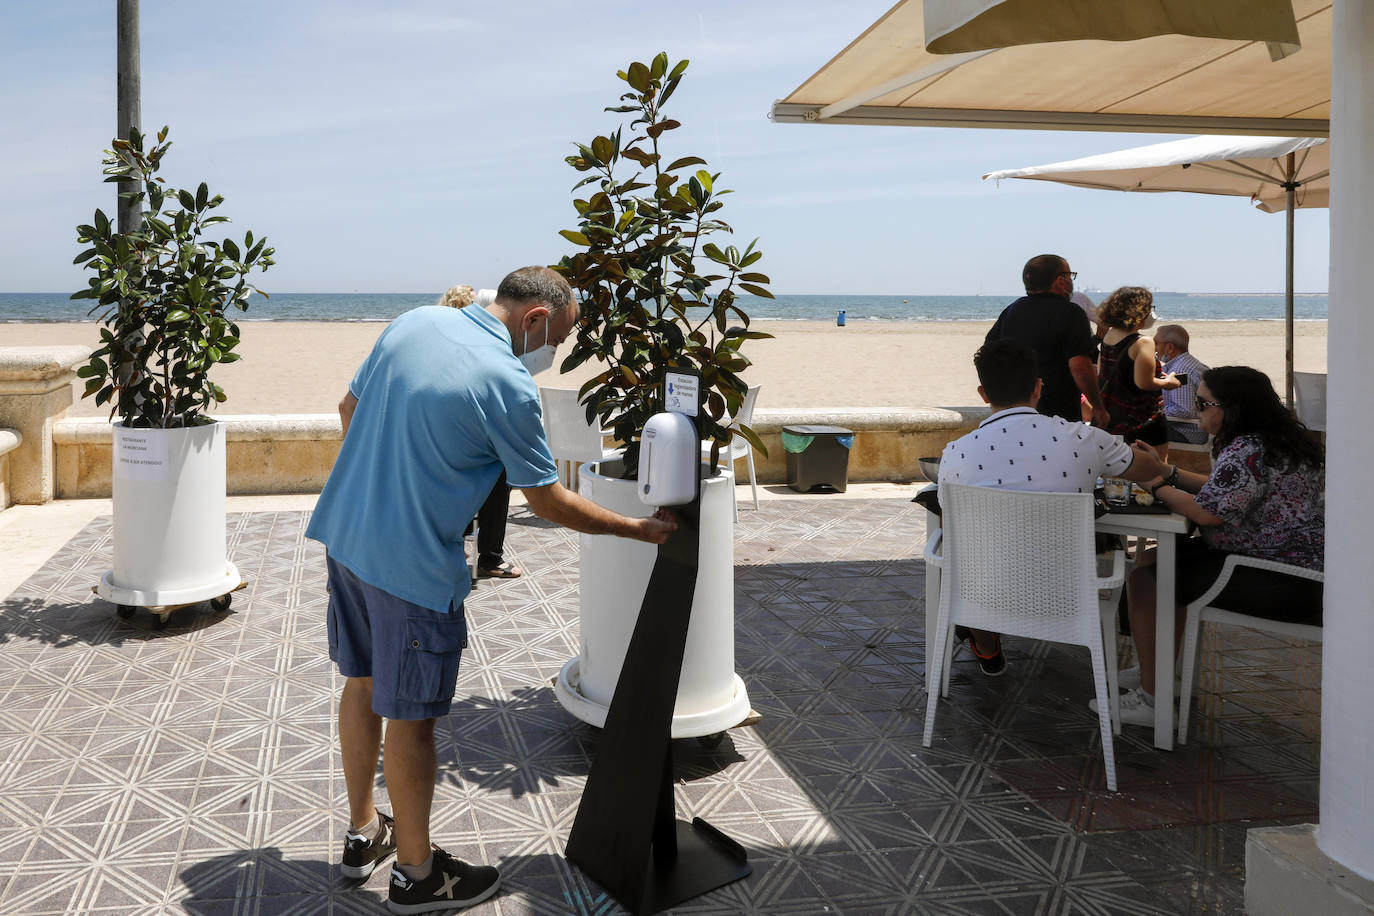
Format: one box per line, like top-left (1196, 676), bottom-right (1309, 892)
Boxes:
top-left (326, 555), bottom-right (468, 720)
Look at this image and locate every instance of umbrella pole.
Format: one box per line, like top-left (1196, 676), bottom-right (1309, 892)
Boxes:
top-left (1284, 152), bottom-right (1297, 408)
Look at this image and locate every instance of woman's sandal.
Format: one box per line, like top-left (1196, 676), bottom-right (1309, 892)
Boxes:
top-left (477, 561), bottom-right (523, 579)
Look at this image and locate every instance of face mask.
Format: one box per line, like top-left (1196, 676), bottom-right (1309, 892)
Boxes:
top-left (518, 322), bottom-right (556, 376)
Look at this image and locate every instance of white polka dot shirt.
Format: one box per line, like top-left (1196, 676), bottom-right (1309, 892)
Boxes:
top-left (940, 407), bottom-right (1134, 495)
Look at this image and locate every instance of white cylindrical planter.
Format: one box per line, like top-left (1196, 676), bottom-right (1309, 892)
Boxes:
top-left (554, 459), bottom-right (750, 738)
top-left (97, 421), bottom-right (239, 607)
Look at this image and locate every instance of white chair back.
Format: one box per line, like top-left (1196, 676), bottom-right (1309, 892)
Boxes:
top-left (937, 482), bottom-right (1102, 644)
top-left (539, 387), bottom-right (605, 463)
top-left (1293, 371), bottom-right (1327, 432)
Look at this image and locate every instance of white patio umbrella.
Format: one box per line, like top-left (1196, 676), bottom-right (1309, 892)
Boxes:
top-left (983, 134), bottom-right (1329, 403)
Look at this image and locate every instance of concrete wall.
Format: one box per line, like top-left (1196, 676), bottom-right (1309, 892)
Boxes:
top-left (49, 407), bottom-right (987, 499)
top-left (53, 415), bottom-right (344, 499)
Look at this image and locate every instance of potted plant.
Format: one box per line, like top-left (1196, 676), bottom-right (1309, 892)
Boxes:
top-left (73, 126), bottom-right (274, 621)
top-left (550, 53), bottom-right (771, 738)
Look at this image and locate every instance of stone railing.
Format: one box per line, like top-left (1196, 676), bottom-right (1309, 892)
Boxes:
top-left (48, 407), bottom-right (986, 498)
top-left (1, 345), bottom-right (988, 503)
top-left (52, 415), bottom-right (345, 499)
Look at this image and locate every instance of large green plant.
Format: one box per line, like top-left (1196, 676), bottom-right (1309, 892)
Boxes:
top-left (72, 127), bottom-right (274, 428)
top-left (555, 53), bottom-right (773, 477)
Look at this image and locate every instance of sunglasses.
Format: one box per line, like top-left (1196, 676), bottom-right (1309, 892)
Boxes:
top-left (1195, 396), bottom-right (1223, 412)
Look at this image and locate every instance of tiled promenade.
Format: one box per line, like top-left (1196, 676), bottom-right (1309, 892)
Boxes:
top-left (0, 496), bottom-right (1319, 914)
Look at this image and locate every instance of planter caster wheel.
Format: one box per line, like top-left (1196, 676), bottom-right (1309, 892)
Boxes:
top-left (116, 604), bottom-right (136, 620)
top-left (210, 594), bottom-right (232, 612)
top-left (696, 732), bottom-right (725, 749)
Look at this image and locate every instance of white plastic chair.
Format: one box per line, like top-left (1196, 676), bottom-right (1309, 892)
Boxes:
top-left (701, 385), bottom-right (761, 521)
top-left (539, 387), bottom-right (618, 490)
top-left (1293, 371), bottom-right (1327, 432)
top-left (922, 483), bottom-right (1127, 791)
top-left (1176, 555), bottom-right (1323, 744)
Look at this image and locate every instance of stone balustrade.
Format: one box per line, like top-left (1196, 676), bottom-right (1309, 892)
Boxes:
top-left (0, 346), bottom-right (91, 504)
top-left (3, 345), bottom-right (990, 504)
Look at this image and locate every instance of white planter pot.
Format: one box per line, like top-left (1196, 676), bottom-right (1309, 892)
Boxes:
top-left (96, 421), bottom-right (239, 606)
top-left (554, 459), bottom-right (750, 738)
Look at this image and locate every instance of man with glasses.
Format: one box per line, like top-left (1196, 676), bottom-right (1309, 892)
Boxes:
top-left (985, 254), bottom-right (1108, 426)
top-left (1154, 324), bottom-right (1210, 444)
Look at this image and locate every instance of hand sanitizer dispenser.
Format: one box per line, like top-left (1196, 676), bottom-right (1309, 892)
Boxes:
top-left (638, 411), bottom-right (698, 507)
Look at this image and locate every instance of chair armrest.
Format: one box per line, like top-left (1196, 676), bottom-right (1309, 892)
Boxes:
top-left (1095, 549), bottom-right (1126, 590)
top-left (1188, 553), bottom-right (1323, 609)
top-left (923, 530), bottom-right (943, 568)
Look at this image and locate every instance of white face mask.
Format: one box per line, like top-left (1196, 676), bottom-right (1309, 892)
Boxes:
top-left (518, 322), bottom-right (556, 376)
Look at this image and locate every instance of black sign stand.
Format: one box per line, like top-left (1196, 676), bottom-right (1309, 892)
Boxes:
top-left (564, 370), bottom-right (750, 914)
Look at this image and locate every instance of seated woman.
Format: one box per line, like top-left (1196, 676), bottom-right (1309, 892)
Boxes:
top-left (1096, 287), bottom-right (1182, 457)
top-left (1103, 366), bottom-right (1325, 726)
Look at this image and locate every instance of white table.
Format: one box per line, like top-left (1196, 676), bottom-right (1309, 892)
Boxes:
top-left (1095, 509), bottom-right (1192, 750)
top-left (920, 487), bottom-right (1191, 751)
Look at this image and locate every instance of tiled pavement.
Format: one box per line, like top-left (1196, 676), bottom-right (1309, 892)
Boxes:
top-left (0, 498), bottom-right (1320, 915)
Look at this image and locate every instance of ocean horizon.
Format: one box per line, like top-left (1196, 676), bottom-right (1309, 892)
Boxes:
top-left (0, 291), bottom-right (1330, 324)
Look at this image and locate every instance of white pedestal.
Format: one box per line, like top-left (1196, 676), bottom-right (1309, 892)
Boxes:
top-left (554, 459), bottom-right (751, 738)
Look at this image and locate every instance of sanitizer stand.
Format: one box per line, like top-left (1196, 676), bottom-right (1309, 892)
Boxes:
top-left (564, 369), bottom-right (751, 914)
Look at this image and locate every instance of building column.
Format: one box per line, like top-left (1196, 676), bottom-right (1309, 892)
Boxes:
top-left (1246, 2), bottom-right (1374, 912)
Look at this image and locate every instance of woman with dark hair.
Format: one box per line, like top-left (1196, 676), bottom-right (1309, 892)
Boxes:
top-left (1093, 365), bottom-right (1325, 727)
top-left (1096, 286), bottom-right (1182, 455)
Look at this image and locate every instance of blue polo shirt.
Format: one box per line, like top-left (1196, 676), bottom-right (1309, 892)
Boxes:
top-left (306, 305), bottom-right (559, 612)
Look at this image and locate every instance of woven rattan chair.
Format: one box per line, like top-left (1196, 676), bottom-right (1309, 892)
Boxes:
top-left (922, 482), bottom-right (1127, 791)
top-left (1176, 554), bottom-right (1323, 744)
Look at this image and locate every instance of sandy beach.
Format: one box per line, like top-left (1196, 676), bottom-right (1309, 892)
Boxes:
top-left (5, 319), bottom-right (1327, 417)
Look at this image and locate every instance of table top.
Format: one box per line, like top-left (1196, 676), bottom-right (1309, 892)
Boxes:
top-left (1095, 508), bottom-right (1191, 535)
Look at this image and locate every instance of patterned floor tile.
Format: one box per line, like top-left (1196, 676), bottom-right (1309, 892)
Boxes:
top-left (0, 501), bottom-right (1320, 914)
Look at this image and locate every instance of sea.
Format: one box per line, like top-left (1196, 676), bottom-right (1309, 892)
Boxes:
top-left (0, 291), bottom-right (1329, 324)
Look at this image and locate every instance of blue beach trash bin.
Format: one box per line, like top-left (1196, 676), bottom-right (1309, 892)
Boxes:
top-left (782, 425), bottom-right (854, 493)
top-left (836, 309), bottom-right (846, 326)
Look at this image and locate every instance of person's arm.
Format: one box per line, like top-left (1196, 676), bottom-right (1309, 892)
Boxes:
top-left (1131, 338), bottom-right (1181, 391)
top-left (1069, 355), bottom-right (1109, 427)
top-left (522, 482), bottom-right (677, 544)
top-left (1150, 479), bottom-right (1225, 526)
top-left (339, 391), bottom-right (358, 439)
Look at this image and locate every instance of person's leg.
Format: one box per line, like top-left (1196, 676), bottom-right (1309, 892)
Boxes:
top-left (382, 717), bottom-right (438, 868)
top-left (968, 629), bottom-right (1001, 655)
top-left (476, 473), bottom-right (516, 573)
top-left (1126, 562), bottom-right (1161, 694)
top-left (339, 676), bottom-right (383, 828)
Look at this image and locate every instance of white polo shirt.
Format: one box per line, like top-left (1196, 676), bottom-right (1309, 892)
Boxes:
top-left (940, 407), bottom-right (1134, 495)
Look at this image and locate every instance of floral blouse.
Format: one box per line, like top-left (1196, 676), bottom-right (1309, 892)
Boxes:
top-left (1196, 434), bottom-right (1325, 570)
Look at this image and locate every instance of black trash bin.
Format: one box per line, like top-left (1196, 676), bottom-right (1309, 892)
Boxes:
top-left (782, 424), bottom-right (854, 493)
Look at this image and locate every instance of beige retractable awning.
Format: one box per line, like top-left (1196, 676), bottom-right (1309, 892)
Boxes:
top-left (772, 0), bottom-right (1331, 137)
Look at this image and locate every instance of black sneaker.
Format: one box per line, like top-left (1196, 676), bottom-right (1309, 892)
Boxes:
top-left (953, 626), bottom-right (1007, 677)
top-left (341, 811), bottom-right (397, 879)
top-left (388, 846), bottom-right (501, 914)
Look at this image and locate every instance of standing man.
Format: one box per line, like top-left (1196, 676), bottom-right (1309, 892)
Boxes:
top-left (1154, 324), bottom-right (1211, 444)
top-left (308, 266), bottom-right (676, 913)
top-left (986, 254), bottom-right (1107, 426)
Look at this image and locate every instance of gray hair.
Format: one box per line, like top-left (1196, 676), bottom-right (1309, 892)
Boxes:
top-left (1155, 324), bottom-right (1190, 349)
top-left (496, 266), bottom-right (573, 314)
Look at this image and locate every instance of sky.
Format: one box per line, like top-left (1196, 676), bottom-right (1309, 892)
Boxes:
top-left (0, 0), bottom-right (1329, 297)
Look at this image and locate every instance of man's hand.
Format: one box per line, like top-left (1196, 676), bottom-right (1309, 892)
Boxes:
top-left (633, 509), bottom-right (679, 544)
top-left (1090, 405), bottom-right (1111, 428)
top-left (1125, 441), bottom-right (1167, 483)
